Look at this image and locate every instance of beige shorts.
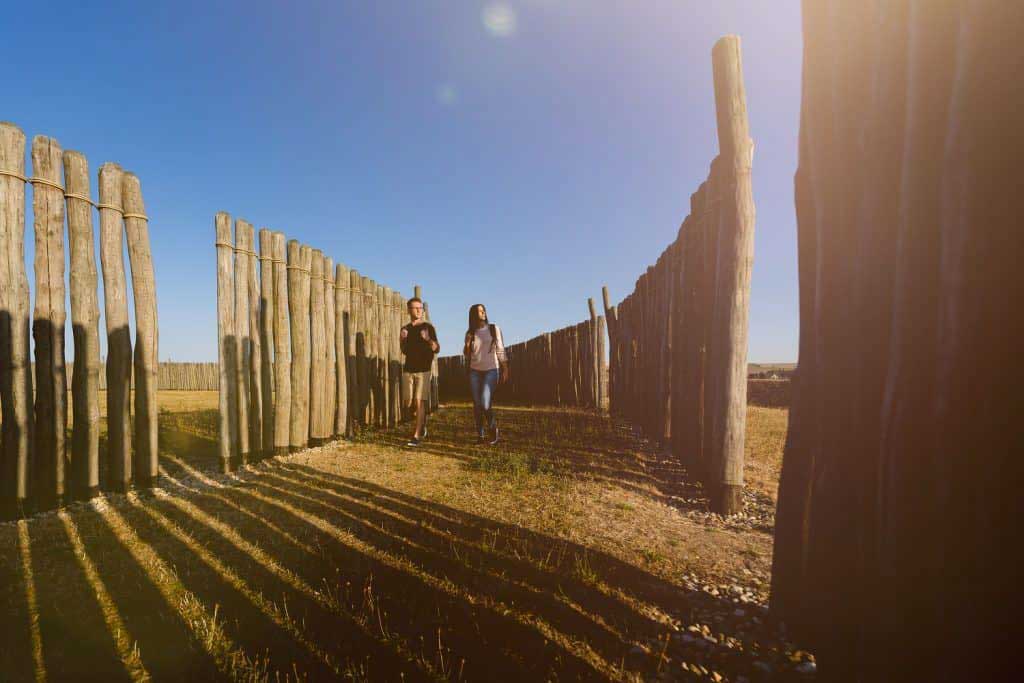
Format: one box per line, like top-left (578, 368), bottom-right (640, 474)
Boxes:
top-left (402, 370), bottom-right (430, 402)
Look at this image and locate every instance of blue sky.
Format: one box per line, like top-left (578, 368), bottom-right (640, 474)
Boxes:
top-left (4, 0), bottom-right (802, 362)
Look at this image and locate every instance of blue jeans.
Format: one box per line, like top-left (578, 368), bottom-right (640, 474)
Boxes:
top-left (469, 369), bottom-right (498, 435)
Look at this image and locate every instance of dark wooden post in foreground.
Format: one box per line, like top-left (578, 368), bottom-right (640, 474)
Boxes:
top-left (98, 162), bottom-right (132, 492)
top-left (31, 135), bottom-right (67, 510)
top-left (334, 263), bottom-right (350, 437)
top-left (271, 232), bottom-right (290, 455)
top-left (65, 150), bottom-right (101, 499)
top-left (288, 242), bottom-right (311, 452)
top-left (772, 3), bottom-right (1024, 679)
top-left (0, 122), bottom-right (33, 517)
top-left (259, 228), bottom-right (275, 457)
top-left (215, 212), bottom-right (237, 471)
top-left (123, 172), bottom-right (159, 488)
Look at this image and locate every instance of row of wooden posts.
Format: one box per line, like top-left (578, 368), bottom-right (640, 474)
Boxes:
top-left (436, 302), bottom-right (607, 409)
top-left (215, 213), bottom-right (437, 471)
top-left (0, 122), bottom-right (158, 519)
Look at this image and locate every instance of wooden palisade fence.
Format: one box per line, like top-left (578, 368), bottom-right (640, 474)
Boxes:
top-left (771, 2), bottom-right (1023, 679)
top-left (215, 212), bottom-right (419, 471)
top-left (0, 122), bottom-right (158, 518)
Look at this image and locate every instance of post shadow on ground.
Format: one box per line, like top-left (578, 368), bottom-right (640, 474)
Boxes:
top-left (202, 471), bottom-right (601, 680)
top-left (273, 463), bottom-right (781, 678)
top-left (253, 467), bottom-right (639, 666)
top-left (138, 479), bottom-right (428, 681)
top-left (111, 494), bottom-right (342, 681)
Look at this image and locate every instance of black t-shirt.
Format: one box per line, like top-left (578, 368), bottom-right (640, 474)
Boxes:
top-left (400, 322), bottom-right (439, 372)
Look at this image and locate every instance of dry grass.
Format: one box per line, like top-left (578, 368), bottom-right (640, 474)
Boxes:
top-left (0, 393), bottom-right (809, 681)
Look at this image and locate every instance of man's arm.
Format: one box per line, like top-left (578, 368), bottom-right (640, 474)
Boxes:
top-left (429, 324), bottom-right (440, 354)
top-left (400, 325), bottom-right (409, 354)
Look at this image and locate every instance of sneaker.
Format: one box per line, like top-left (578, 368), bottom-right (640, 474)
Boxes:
top-left (489, 426), bottom-right (500, 445)
top-left (421, 427), bottom-right (428, 440)
top-left (406, 437), bottom-right (421, 447)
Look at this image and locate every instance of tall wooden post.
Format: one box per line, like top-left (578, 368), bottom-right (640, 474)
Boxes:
top-left (0, 122), bottom-right (33, 518)
top-left (31, 135), bottom-right (67, 510)
top-left (705, 35), bottom-right (755, 515)
top-left (243, 221), bottom-right (262, 460)
top-left (324, 257), bottom-right (337, 441)
top-left (680, 184), bottom-right (707, 472)
top-left (98, 162), bottom-right (132, 492)
top-left (215, 213), bottom-right (237, 472)
top-left (259, 228), bottom-right (275, 457)
top-left (64, 150), bottom-right (101, 500)
top-left (334, 263), bottom-right (349, 437)
top-left (288, 243), bottom-right (312, 452)
top-left (233, 219), bottom-right (252, 465)
top-left (122, 172), bottom-right (159, 487)
top-left (362, 276), bottom-right (375, 426)
top-left (349, 269), bottom-right (363, 431)
top-left (271, 232), bottom-right (290, 455)
top-left (308, 250), bottom-right (326, 446)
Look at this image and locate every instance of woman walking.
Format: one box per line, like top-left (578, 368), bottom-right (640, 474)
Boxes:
top-left (464, 304), bottom-right (508, 444)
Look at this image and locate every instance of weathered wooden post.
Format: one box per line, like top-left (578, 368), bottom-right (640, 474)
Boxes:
top-left (271, 232), bottom-right (290, 455)
top-left (703, 35), bottom-right (754, 515)
top-left (308, 250), bottom-right (327, 446)
top-left (243, 221), bottom-right (262, 459)
top-left (350, 270), bottom-right (366, 428)
top-left (31, 135), bottom-right (68, 509)
top-left (601, 286), bottom-right (619, 414)
top-left (670, 220), bottom-right (690, 466)
top-left (215, 213), bottom-right (237, 471)
top-left (334, 263), bottom-right (349, 437)
top-left (98, 162), bottom-right (132, 492)
top-left (587, 298), bottom-right (600, 409)
top-left (259, 228), bottom-right (275, 457)
top-left (323, 257), bottom-right (337, 440)
top-left (0, 122), bottom-right (33, 517)
top-left (362, 275), bottom-right (375, 425)
top-left (64, 150), bottom-right (101, 499)
top-left (680, 185), bottom-right (707, 472)
top-left (233, 219), bottom-right (253, 465)
top-left (122, 172), bottom-right (158, 488)
top-left (288, 243), bottom-right (312, 452)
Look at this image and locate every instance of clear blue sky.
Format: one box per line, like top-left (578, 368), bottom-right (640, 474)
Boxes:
top-left (5, 0), bottom-right (802, 363)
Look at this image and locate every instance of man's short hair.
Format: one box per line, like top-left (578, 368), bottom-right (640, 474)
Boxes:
top-left (407, 297), bottom-right (423, 308)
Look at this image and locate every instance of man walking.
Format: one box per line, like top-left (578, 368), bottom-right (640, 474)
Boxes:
top-left (400, 297), bottom-right (439, 446)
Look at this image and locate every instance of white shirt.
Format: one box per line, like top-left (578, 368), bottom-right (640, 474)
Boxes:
top-left (469, 324), bottom-right (506, 371)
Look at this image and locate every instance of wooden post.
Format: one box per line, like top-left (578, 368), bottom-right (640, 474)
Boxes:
top-left (215, 213), bottom-right (237, 472)
top-left (0, 122), bottom-right (33, 518)
top-left (271, 232), bottom-right (290, 455)
top-left (601, 286), bottom-right (618, 414)
top-left (122, 172), bottom-right (159, 488)
top-left (334, 263), bottom-right (349, 437)
top-left (31, 135), bottom-right (68, 510)
top-left (588, 298), bottom-right (600, 409)
top-left (98, 162), bottom-right (132, 492)
top-left (381, 286), bottom-right (393, 427)
top-left (259, 228), bottom-right (275, 457)
top-left (705, 35), bottom-right (754, 516)
top-left (670, 222), bottom-right (689, 467)
top-left (244, 221), bottom-right (262, 460)
top-left (233, 219), bottom-right (252, 465)
top-left (64, 150), bottom-right (101, 500)
top-left (308, 250), bottom-right (326, 446)
top-left (362, 276), bottom-right (375, 426)
top-left (324, 257), bottom-right (337, 440)
top-left (680, 185), bottom-right (707, 473)
top-left (288, 242), bottom-right (312, 452)
top-left (349, 269), bottom-right (363, 431)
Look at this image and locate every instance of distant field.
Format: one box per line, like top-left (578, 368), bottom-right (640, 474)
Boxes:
top-left (0, 395), bottom-right (812, 681)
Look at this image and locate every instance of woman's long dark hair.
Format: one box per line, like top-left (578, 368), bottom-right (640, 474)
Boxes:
top-left (465, 304), bottom-right (497, 354)
top-left (467, 304), bottom-right (488, 334)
